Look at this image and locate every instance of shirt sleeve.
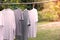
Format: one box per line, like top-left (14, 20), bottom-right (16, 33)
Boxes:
top-left (27, 11), bottom-right (31, 26)
top-left (35, 9), bottom-right (38, 22)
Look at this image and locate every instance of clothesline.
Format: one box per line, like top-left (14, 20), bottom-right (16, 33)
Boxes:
top-left (0, 0), bottom-right (57, 5)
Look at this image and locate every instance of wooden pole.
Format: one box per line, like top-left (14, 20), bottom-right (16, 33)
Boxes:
top-left (0, 0), bottom-right (57, 5)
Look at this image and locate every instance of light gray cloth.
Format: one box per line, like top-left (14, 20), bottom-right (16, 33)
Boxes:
top-left (14, 8), bottom-right (24, 36)
top-left (22, 9), bottom-right (30, 40)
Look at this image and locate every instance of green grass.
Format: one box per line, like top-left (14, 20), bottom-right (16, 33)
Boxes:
top-left (29, 22), bottom-right (60, 40)
top-left (29, 29), bottom-right (60, 40)
top-left (38, 21), bottom-right (50, 25)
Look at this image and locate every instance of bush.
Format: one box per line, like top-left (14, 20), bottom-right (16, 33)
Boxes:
top-left (38, 9), bottom-right (59, 22)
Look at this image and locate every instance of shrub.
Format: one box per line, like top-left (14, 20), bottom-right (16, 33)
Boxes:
top-left (38, 8), bottom-right (59, 22)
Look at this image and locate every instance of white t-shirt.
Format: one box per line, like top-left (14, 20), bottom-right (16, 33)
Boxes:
top-left (27, 8), bottom-right (38, 38)
top-left (28, 8), bottom-right (38, 22)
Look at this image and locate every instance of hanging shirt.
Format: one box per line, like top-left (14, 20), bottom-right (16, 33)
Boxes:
top-left (22, 9), bottom-right (30, 40)
top-left (14, 8), bottom-right (24, 36)
top-left (2, 9), bottom-right (10, 40)
top-left (2, 8), bottom-right (16, 40)
top-left (28, 8), bottom-right (38, 22)
top-left (0, 11), bottom-right (4, 40)
top-left (27, 8), bottom-right (38, 38)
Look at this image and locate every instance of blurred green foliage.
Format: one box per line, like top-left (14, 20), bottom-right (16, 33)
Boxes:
top-left (38, 1), bottom-right (60, 22)
top-left (0, 0), bottom-right (44, 10)
top-left (38, 9), bottom-right (59, 22)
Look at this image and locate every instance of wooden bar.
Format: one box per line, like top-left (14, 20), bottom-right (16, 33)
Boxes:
top-left (0, 0), bottom-right (57, 5)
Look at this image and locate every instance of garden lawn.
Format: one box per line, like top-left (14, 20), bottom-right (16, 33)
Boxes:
top-left (29, 22), bottom-right (60, 40)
